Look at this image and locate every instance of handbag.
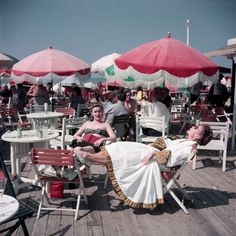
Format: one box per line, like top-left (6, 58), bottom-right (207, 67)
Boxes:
top-left (83, 133), bottom-right (101, 144)
top-left (70, 133), bottom-right (101, 148)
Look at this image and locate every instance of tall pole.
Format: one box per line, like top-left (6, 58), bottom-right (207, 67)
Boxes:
top-left (186, 19), bottom-right (191, 46)
top-left (231, 58), bottom-right (236, 151)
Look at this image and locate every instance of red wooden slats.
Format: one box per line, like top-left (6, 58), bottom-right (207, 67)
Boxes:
top-left (38, 176), bottom-right (81, 183)
top-left (33, 158), bottom-right (73, 166)
top-left (55, 108), bottom-right (75, 116)
top-left (31, 148), bottom-right (74, 166)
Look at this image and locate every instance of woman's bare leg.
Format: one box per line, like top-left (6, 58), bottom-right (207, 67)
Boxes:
top-left (74, 148), bottom-right (108, 165)
top-left (74, 146), bottom-right (95, 153)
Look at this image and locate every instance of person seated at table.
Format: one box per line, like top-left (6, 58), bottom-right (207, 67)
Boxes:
top-left (70, 87), bottom-right (86, 111)
top-left (140, 87), bottom-right (171, 136)
top-left (71, 102), bottom-right (116, 153)
top-left (74, 124), bottom-right (213, 208)
top-left (0, 84), bottom-right (12, 104)
top-left (208, 73), bottom-right (229, 107)
top-left (46, 82), bottom-right (56, 98)
top-left (103, 92), bottom-right (129, 125)
top-left (26, 81), bottom-right (49, 107)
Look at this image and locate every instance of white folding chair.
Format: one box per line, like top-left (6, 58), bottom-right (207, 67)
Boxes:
top-left (50, 116), bottom-right (86, 150)
top-left (162, 150), bottom-right (196, 214)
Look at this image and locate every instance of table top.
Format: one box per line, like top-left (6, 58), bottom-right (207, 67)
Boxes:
top-left (0, 194), bottom-right (19, 223)
top-left (2, 129), bottom-right (59, 143)
top-left (27, 111), bottom-right (64, 119)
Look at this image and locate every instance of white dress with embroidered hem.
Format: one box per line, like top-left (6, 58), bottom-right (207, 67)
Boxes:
top-left (105, 142), bottom-right (163, 206)
top-left (105, 139), bottom-right (196, 207)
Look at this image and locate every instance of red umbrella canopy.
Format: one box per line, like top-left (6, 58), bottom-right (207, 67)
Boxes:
top-left (109, 35), bottom-right (219, 89)
top-left (12, 47), bottom-right (90, 77)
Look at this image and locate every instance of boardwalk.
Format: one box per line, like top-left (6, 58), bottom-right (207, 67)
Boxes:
top-left (0, 133), bottom-right (236, 235)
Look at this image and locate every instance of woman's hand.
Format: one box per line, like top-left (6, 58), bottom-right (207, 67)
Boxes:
top-left (94, 138), bottom-right (104, 147)
top-left (76, 136), bottom-right (84, 143)
top-left (142, 151), bottom-right (155, 165)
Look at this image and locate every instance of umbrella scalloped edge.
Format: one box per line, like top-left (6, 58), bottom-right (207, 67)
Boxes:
top-left (106, 65), bottom-right (219, 89)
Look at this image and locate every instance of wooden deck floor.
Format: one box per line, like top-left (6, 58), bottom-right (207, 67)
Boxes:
top-left (0, 150), bottom-right (235, 236)
top-left (1, 120), bottom-right (236, 236)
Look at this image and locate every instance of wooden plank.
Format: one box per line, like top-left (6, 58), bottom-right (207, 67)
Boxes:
top-left (183, 166), bottom-right (236, 235)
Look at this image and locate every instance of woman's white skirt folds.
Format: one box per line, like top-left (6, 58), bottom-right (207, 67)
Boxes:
top-left (105, 142), bottom-right (164, 208)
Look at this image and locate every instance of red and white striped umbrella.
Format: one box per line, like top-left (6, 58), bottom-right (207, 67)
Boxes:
top-left (11, 47), bottom-right (90, 84)
top-left (108, 35), bottom-right (219, 89)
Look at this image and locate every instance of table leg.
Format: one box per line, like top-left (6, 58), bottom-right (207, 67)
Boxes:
top-left (10, 144), bottom-right (16, 175)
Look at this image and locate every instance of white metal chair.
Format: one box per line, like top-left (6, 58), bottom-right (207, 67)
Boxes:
top-left (192, 121), bottom-right (230, 172)
top-left (50, 116), bottom-right (86, 150)
top-left (162, 150), bottom-right (196, 214)
top-left (136, 115), bottom-right (169, 143)
top-left (30, 148), bottom-right (88, 221)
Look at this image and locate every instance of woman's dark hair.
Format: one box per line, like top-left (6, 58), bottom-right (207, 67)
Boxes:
top-left (137, 86), bottom-right (143, 91)
top-left (197, 125), bottom-right (213, 146)
top-left (90, 102), bottom-right (104, 113)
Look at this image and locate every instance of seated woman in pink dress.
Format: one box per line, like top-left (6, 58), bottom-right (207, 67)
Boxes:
top-left (74, 125), bottom-right (213, 208)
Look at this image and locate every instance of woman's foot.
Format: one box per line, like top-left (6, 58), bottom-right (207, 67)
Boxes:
top-left (75, 149), bottom-right (91, 168)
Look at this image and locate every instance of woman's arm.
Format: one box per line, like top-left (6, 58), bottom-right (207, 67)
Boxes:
top-left (103, 123), bottom-right (116, 142)
top-left (142, 149), bottom-right (171, 165)
top-left (142, 150), bottom-right (157, 164)
top-left (26, 85), bottom-right (36, 97)
top-left (73, 122), bottom-right (87, 142)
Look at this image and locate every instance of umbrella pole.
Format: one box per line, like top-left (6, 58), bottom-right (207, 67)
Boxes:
top-left (230, 59), bottom-right (235, 108)
top-left (51, 74), bottom-right (54, 111)
top-left (231, 59), bottom-right (236, 151)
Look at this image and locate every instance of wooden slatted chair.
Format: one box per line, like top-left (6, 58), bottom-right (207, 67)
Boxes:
top-left (30, 148), bottom-right (88, 221)
top-left (192, 121), bottom-right (230, 172)
top-left (17, 110), bottom-right (33, 129)
top-left (0, 107), bottom-right (20, 130)
top-left (136, 115), bottom-right (168, 143)
top-left (213, 107), bottom-right (232, 125)
top-left (55, 107), bottom-right (76, 118)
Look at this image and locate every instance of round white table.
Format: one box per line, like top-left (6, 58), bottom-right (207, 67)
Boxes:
top-left (26, 111), bottom-right (64, 119)
top-left (27, 111), bottom-right (64, 129)
top-left (2, 130), bottom-right (59, 175)
top-left (0, 194), bottom-right (19, 223)
top-left (2, 130), bottom-right (59, 193)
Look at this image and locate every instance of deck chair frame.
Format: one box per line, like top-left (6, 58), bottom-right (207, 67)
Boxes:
top-left (162, 150), bottom-right (196, 214)
top-left (50, 116), bottom-right (86, 150)
top-left (30, 148), bottom-right (88, 221)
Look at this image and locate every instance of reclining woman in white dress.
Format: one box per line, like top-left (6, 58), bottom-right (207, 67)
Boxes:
top-left (74, 125), bottom-right (213, 208)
